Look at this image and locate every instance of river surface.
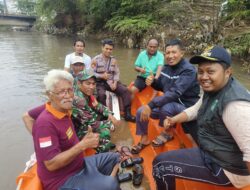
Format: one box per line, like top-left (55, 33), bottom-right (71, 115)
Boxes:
top-left (0, 31), bottom-right (249, 190)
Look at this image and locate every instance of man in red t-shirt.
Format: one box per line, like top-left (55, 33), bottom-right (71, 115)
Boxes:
top-left (26, 69), bottom-right (120, 190)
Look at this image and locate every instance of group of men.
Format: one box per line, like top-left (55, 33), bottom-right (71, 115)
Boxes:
top-left (22, 37), bottom-right (250, 190)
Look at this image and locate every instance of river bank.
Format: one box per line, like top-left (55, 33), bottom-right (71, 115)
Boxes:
top-left (0, 30), bottom-right (249, 189)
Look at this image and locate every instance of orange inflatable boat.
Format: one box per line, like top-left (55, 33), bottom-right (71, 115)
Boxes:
top-left (16, 87), bottom-right (250, 190)
top-left (128, 86), bottom-right (250, 190)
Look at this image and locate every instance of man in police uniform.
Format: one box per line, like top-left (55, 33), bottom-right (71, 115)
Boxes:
top-left (92, 39), bottom-right (135, 122)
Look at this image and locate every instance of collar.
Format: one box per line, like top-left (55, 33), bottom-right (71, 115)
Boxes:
top-left (75, 52), bottom-right (83, 57)
top-left (45, 102), bottom-right (72, 119)
top-left (146, 50), bottom-right (157, 57)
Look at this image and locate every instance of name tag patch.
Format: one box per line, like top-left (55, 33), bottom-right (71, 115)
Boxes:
top-left (39, 136), bottom-right (52, 148)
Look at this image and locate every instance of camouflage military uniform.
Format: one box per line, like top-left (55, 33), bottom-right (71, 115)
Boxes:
top-left (72, 86), bottom-right (115, 153)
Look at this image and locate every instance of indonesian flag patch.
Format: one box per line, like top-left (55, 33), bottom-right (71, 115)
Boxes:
top-left (39, 136), bottom-right (52, 148)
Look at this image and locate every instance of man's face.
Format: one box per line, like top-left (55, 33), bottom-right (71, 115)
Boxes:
top-left (72, 63), bottom-right (85, 75)
top-left (147, 40), bottom-right (158, 55)
top-left (165, 45), bottom-right (184, 66)
top-left (74, 41), bottom-right (84, 54)
top-left (78, 77), bottom-right (96, 96)
top-left (197, 62), bottom-right (231, 93)
top-left (102, 44), bottom-right (113, 58)
top-left (49, 79), bottom-right (74, 112)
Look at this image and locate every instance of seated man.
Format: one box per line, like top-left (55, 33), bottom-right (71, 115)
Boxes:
top-left (130, 38), bottom-right (164, 98)
top-left (27, 69), bottom-right (120, 190)
top-left (131, 39), bottom-right (200, 154)
top-left (72, 70), bottom-right (119, 153)
top-left (92, 39), bottom-right (135, 122)
top-left (70, 56), bottom-right (85, 89)
top-left (64, 39), bottom-right (91, 72)
top-left (153, 46), bottom-right (250, 190)
top-left (22, 56), bottom-right (85, 133)
top-left (71, 56), bottom-right (85, 77)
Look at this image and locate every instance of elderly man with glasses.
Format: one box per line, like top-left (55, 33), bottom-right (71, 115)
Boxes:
top-left (26, 69), bottom-right (121, 190)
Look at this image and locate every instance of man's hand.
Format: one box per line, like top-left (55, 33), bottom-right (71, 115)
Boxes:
top-left (139, 67), bottom-right (146, 74)
top-left (163, 116), bottom-right (175, 130)
top-left (140, 105), bottom-right (151, 122)
top-left (146, 73), bottom-right (154, 86)
top-left (110, 81), bottom-right (117, 91)
top-left (79, 127), bottom-right (99, 150)
top-left (102, 72), bottom-right (110, 80)
top-left (108, 114), bottom-right (120, 128)
top-left (90, 95), bottom-right (98, 107)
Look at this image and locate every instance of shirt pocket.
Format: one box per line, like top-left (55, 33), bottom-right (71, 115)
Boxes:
top-left (109, 64), bottom-right (116, 72)
top-left (96, 65), bottom-right (105, 73)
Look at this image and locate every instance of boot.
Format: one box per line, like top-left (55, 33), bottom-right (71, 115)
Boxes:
top-left (124, 107), bottom-right (136, 122)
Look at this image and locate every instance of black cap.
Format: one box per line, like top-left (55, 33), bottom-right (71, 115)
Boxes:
top-left (190, 46), bottom-right (231, 66)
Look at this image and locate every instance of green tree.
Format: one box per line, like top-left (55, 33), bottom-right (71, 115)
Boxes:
top-left (81, 0), bottom-right (122, 30)
top-left (36, 0), bottom-right (84, 33)
top-left (106, 0), bottom-right (159, 42)
top-left (224, 0), bottom-right (250, 20)
top-left (35, 0), bottom-right (122, 32)
top-left (16, 0), bottom-right (36, 15)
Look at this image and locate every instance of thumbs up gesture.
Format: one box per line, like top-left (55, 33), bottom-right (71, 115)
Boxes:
top-left (79, 126), bottom-right (99, 150)
top-left (146, 70), bottom-right (154, 86)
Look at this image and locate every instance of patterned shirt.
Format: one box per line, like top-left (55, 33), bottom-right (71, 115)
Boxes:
top-left (72, 86), bottom-right (113, 139)
top-left (92, 54), bottom-right (120, 86)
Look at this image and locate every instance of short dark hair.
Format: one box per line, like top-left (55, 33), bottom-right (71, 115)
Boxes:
top-left (102, 39), bottom-right (114, 47)
top-left (73, 39), bottom-right (85, 47)
top-left (165, 39), bottom-right (185, 51)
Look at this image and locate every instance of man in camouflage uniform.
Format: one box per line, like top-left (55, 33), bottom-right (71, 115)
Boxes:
top-left (72, 70), bottom-right (119, 153)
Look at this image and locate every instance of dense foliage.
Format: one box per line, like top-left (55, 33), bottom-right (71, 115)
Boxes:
top-left (105, 0), bottom-right (159, 42)
top-left (16, 0), bottom-right (249, 35)
top-left (16, 0), bottom-right (161, 38)
top-left (16, 0), bottom-right (36, 15)
top-left (223, 0), bottom-right (250, 20)
top-left (14, 0), bottom-right (250, 63)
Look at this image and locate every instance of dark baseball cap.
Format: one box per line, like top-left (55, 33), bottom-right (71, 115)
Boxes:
top-left (190, 46), bottom-right (231, 66)
top-left (77, 70), bottom-right (96, 81)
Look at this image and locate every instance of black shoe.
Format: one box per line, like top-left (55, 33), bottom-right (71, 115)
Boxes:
top-left (117, 173), bottom-right (132, 183)
top-left (132, 164), bottom-right (144, 186)
top-left (124, 107), bottom-right (136, 122)
top-left (124, 114), bottom-right (136, 122)
top-left (121, 157), bottom-right (144, 168)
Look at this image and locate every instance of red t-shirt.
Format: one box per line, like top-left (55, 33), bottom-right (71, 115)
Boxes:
top-left (32, 103), bottom-right (83, 190)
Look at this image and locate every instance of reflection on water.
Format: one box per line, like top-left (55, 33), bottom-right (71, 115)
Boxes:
top-left (0, 31), bottom-right (249, 189)
top-left (0, 31), bottom-right (139, 190)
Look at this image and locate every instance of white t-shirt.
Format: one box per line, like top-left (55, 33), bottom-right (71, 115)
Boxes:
top-left (64, 52), bottom-right (91, 70)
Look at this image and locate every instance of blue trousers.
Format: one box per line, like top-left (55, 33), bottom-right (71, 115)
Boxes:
top-left (59, 152), bottom-right (121, 190)
top-left (136, 102), bottom-right (186, 135)
top-left (152, 148), bottom-right (232, 190)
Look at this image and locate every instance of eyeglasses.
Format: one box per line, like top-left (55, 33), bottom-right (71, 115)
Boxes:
top-left (50, 88), bottom-right (74, 97)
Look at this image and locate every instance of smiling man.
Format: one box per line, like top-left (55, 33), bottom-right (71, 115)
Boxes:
top-left (72, 70), bottom-right (119, 153)
top-left (92, 39), bottom-right (135, 122)
top-left (64, 39), bottom-right (91, 72)
top-left (130, 38), bottom-right (164, 96)
top-left (131, 39), bottom-right (200, 154)
top-left (30, 70), bottom-right (121, 190)
top-left (152, 46), bottom-right (250, 190)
